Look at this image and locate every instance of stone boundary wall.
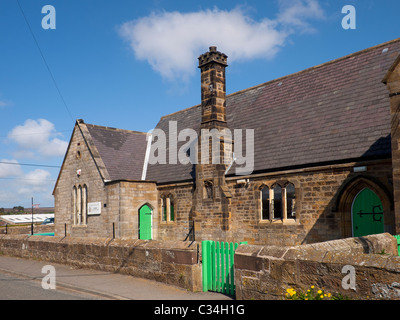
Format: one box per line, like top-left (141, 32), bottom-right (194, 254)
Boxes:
top-left (0, 235), bottom-right (201, 292)
top-left (0, 224), bottom-right (54, 235)
top-left (234, 233), bottom-right (400, 300)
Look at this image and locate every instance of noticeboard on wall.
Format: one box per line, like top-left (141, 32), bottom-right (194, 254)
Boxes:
top-left (88, 202), bottom-right (101, 215)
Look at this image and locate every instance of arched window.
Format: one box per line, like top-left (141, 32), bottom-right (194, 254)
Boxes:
top-left (260, 186), bottom-right (269, 220)
top-left (204, 181), bottom-right (213, 199)
top-left (77, 186), bottom-right (82, 224)
top-left (161, 196), bottom-right (167, 222)
top-left (82, 185), bottom-right (87, 225)
top-left (259, 182), bottom-right (296, 221)
top-left (161, 195), bottom-right (175, 223)
top-left (73, 185), bottom-right (88, 225)
top-left (72, 186), bottom-right (77, 225)
top-left (286, 183), bottom-right (296, 219)
top-left (272, 184), bottom-right (282, 219)
top-left (169, 196), bottom-right (175, 222)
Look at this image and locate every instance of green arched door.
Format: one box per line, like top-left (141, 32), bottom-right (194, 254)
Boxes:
top-left (139, 205), bottom-right (152, 240)
top-left (352, 188), bottom-right (384, 237)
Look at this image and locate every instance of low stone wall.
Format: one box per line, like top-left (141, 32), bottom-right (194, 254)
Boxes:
top-left (235, 233), bottom-right (400, 300)
top-left (0, 234), bottom-right (201, 292)
top-left (0, 224), bottom-right (54, 235)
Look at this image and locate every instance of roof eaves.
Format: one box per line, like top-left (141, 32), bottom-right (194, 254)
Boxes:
top-left (382, 53), bottom-right (400, 84)
top-left (76, 120), bottom-right (111, 182)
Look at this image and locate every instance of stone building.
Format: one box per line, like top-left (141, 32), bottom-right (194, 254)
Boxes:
top-left (53, 38), bottom-right (400, 245)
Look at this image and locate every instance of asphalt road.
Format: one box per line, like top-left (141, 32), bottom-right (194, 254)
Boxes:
top-left (0, 269), bottom-right (101, 300)
top-left (0, 255), bottom-right (232, 300)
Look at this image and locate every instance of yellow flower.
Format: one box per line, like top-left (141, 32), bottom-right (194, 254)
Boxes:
top-left (311, 285), bottom-right (315, 289)
top-left (327, 293), bottom-right (331, 297)
top-left (317, 290), bottom-right (322, 294)
top-left (320, 295), bottom-right (324, 298)
top-left (286, 288), bottom-right (296, 297)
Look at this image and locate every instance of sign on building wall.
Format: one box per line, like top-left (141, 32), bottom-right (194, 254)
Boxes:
top-left (88, 202), bottom-right (101, 215)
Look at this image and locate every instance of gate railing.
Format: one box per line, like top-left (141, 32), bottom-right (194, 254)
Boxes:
top-left (202, 240), bottom-right (247, 295)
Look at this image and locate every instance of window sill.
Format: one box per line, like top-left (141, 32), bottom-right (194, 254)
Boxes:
top-left (160, 221), bottom-right (175, 225)
top-left (259, 219), bottom-right (299, 225)
top-left (72, 224), bottom-right (87, 228)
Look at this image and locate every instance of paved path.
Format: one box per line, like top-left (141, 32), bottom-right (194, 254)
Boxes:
top-left (0, 255), bottom-right (232, 300)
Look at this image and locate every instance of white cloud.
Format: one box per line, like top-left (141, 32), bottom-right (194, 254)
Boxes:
top-left (118, 1), bottom-right (325, 81)
top-left (0, 119), bottom-right (66, 207)
top-left (7, 119), bottom-right (68, 158)
top-left (0, 159), bottom-right (23, 178)
top-left (0, 94), bottom-right (11, 108)
top-left (17, 169), bottom-right (53, 196)
top-left (277, 0), bottom-right (325, 32)
top-left (24, 169), bottom-right (52, 187)
top-left (0, 165), bottom-right (54, 208)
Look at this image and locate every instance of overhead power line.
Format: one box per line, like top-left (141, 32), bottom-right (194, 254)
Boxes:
top-left (15, 0), bottom-right (75, 122)
top-left (0, 177), bottom-right (56, 182)
top-left (4, 130), bottom-right (71, 138)
top-left (0, 161), bottom-right (60, 168)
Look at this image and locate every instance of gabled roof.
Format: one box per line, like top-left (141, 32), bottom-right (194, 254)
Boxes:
top-left (53, 120), bottom-right (148, 194)
top-left (55, 39), bottom-right (400, 188)
top-left (146, 38), bottom-right (400, 183)
top-left (83, 122), bottom-right (148, 181)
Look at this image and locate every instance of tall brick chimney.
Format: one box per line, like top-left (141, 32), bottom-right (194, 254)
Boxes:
top-left (192, 46), bottom-right (232, 241)
top-left (198, 46), bottom-right (228, 129)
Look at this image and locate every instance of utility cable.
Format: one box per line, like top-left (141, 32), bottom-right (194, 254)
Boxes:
top-left (0, 161), bottom-right (60, 168)
top-left (15, 0), bottom-right (75, 122)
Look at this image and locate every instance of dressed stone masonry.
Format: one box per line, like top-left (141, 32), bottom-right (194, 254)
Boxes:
top-left (53, 39), bottom-right (400, 245)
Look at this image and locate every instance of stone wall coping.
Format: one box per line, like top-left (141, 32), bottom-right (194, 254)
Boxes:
top-left (235, 233), bottom-right (399, 267)
top-left (234, 233), bottom-right (400, 300)
top-left (0, 234), bottom-right (198, 251)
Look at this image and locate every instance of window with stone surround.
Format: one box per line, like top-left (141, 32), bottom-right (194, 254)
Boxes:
top-left (169, 196), bottom-right (175, 222)
top-left (161, 195), bottom-right (175, 223)
top-left (261, 186), bottom-right (270, 220)
top-left (72, 184), bottom-right (87, 225)
top-left (161, 196), bottom-right (167, 222)
top-left (204, 180), bottom-right (213, 199)
top-left (260, 182), bottom-right (296, 221)
top-left (286, 183), bottom-right (296, 219)
top-left (272, 184), bottom-right (283, 219)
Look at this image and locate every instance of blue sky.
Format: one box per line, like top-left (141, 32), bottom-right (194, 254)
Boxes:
top-left (0, 0), bottom-right (399, 209)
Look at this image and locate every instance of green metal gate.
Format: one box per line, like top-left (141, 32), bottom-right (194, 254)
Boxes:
top-left (202, 240), bottom-right (247, 295)
top-left (394, 235), bottom-right (400, 256)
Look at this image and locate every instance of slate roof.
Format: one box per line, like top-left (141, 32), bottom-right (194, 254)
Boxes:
top-left (146, 38), bottom-right (400, 184)
top-left (83, 123), bottom-right (148, 181)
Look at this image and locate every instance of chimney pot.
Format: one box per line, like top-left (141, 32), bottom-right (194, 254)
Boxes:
top-left (210, 46), bottom-right (217, 52)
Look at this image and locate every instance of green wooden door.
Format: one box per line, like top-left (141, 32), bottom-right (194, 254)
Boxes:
top-left (352, 188), bottom-right (384, 237)
top-left (139, 205), bottom-right (152, 240)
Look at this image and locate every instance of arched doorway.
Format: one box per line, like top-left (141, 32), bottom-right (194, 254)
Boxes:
top-left (139, 204), bottom-right (152, 240)
top-left (337, 176), bottom-right (392, 238)
top-left (351, 188), bottom-right (384, 237)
